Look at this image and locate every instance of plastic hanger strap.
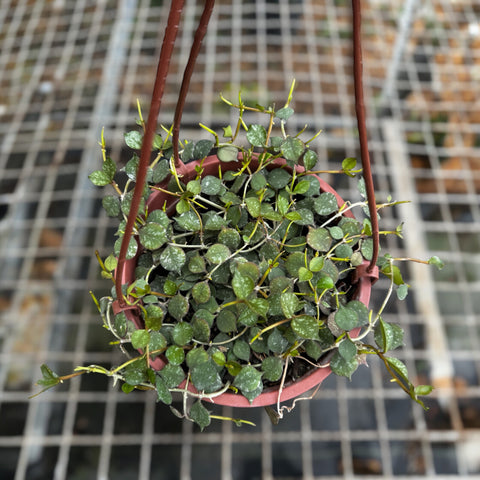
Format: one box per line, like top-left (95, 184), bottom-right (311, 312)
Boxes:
top-left (352, 0), bottom-right (379, 276)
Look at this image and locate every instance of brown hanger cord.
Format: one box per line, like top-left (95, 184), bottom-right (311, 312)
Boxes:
top-left (172, 0), bottom-right (216, 169)
top-left (115, 0), bottom-right (185, 305)
top-left (352, 0), bottom-right (379, 274)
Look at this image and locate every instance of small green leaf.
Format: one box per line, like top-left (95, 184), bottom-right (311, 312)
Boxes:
top-left (152, 134), bottom-right (163, 150)
top-left (159, 245), bottom-right (186, 272)
top-left (201, 175), bottom-right (223, 195)
top-left (211, 349), bottom-right (226, 367)
top-left (193, 139), bottom-right (214, 160)
top-left (262, 357), bottom-right (284, 382)
top-left (114, 236), bottom-right (137, 260)
top-left (124, 360), bottom-right (147, 386)
top-left (285, 211), bottom-right (302, 222)
top-left (330, 351), bottom-right (358, 379)
top-left (114, 313), bottom-right (127, 338)
top-left (302, 150), bottom-right (318, 170)
top-left (294, 180), bottom-right (311, 194)
top-left (385, 357), bottom-right (409, 383)
top-left (307, 227), bottom-right (331, 252)
top-left (204, 211), bottom-right (227, 230)
top-left (103, 157), bottom-right (116, 180)
top-left (246, 298), bottom-right (269, 318)
top-left (182, 141), bottom-right (195, 161)
top-left (374, 319), bottom-right (404, 352)
top-left (192, 281), bottom-right (211, 304)
top-left (291, 315), bottom-right (319, 340)
top-left (338, 338), bottom-right (357, 361)
top-left (191, 361), bottom-right (222, 392)
top-left (225, 361), bottom-right (242, 376)
top-left (145, 305), bottom-right (164, 330)
top-left (361, 238), bottom-right (373, 260)
top-left (176, 198), bottom-right (190, 214)
top-left (192, 318), bottom-right (210, 342)
top-left (102, 195), bottom-right (121, 217)
top-left (124, 155), bottom-right (139, 181)
top-left (285, 252), bottom-right (305, 277)
top-left (246, 124), bottom-right (267, 147)
top-left (381, 263), bottom-right (405, 285)
top-left (267, 328), bottom-right (289, 354)
top-left (168, 294), bottom-right (189, 321)
top-left (277, 195), bottom-right (289, 216)
top-left (334, 305), bottom-right (358, 331)
top-left (233, 340), bottom-right (251, 361)
top-left (428, 255), bottom-right (444, 270)
top-left (166, 345), bottom-right (185, 365)
top-left (186, 179), bottom-right (201, 195)
top-left (268, 168), bottom-right (291, 189)
top-left (309, 256), bottom-right (325, 272)
top-left (218, 228), bottom-right (241, 250)
top-left (217, 145), bottom-right (238, 162)
top-left (138, 223), bottom-right (167, 250)
top-left (188, 254), bottom-right (206, 274)
top-left (345, 301), bottom-right (369, 325)
top-left (189, 401), bottom-right (211, 430)
top-left (163, 279), bottom-right (178, 295)
top-left (152, 159), bottom-right (170, 183)
top-left (155, 375), bottom-right (172, 405)
top-left (314, 193), bottom-right (338, 216)
top-left (37, 364), bottom-right (60, 388)
top-left (222, 125), bottom-right (233, 138)
top-left (104, 254), bottom-right (118, 272)
top-left (160, 363), bottom-right (185, 388)
top-left (216, 309), bottom-right (237, 333)
top-left (342, 157), bottom-right (356, 173)
top-left (397, 284), bottom-right (409, 300)
top-left (122, 383), bottom-right (135, 393)
top-left (89, 170), bottom-right (112, 186)
top-left (131, 330), bottom-right (150, 349)
top-left (329, 226), bottom-right (344, 240)
top-left (298, 267), bottom-right (313, 282)
top-left (305, 340), bottom-right (323, 361)
top-left (124, 130), bottom-right (143, 149)
top-left (292, 208), bottom-right (314, 226)
top-left (281, 137), bottom-right (304, 162)
top-left (414, 385), bottom-right (434, 396)
top-left (275, 106), bottom-right (294, 120)
top-left (233, 365), bottom-right (263, 393)
top-left (206, 244), bottom-right (231, 265)
top-left (232, 273), bottom-right (255, 300)
top-left (335, 244), bottom-right (353, 260)
top-left (280, 292), bottom-right (300, 318)
top-left (149, 331), bottom-right (167, 353)
top-left (176, 210), bottom-right (201, 232)
top-left (351, 251), bottom-right (364, 267)
top-left (186, 348), bottom-right (209, 368)
top-left (245, 197), bottom-right (261, 218)
top-left (172, 321), bottom-right (193, 346)
top-left (251, 172), bottom-right (267, 191)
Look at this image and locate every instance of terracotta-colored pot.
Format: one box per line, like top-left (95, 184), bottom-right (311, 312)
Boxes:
top-left (114, 155), bottom-right (377, 407)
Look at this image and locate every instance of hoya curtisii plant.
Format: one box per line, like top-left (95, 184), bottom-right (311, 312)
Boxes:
top-left (33, 87), bottom-right (443, 429)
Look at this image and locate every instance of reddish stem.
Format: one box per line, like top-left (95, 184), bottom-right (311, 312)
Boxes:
top-left (172, 0), bottom-right (216, 168)
top-left (116, 1), bottom-right (185, 305)
top-left (352, 0), bottom-right (379, 273)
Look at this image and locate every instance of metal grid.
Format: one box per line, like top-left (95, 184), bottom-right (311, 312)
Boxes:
top-left (1, 0), bottom-right (479, 478)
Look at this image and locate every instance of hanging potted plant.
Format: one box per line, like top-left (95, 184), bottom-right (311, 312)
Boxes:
top-left (33, 0), bottom-right (442, 429)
